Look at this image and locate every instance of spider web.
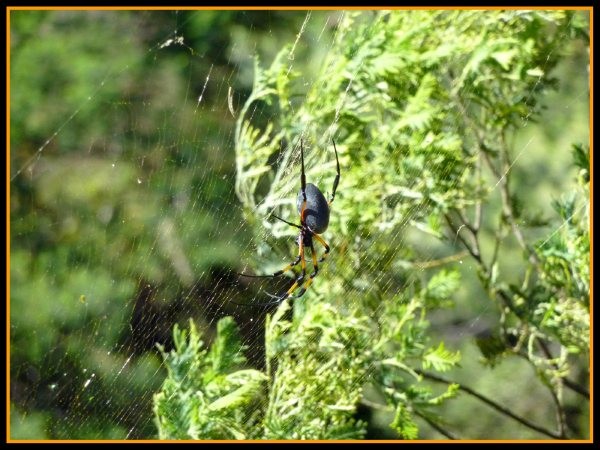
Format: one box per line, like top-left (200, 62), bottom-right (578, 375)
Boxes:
top-left (9, 9), bottom-right (590, 440)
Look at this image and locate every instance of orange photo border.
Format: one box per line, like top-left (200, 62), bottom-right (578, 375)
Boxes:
top-left (6, 5), bottom-right (593, 444)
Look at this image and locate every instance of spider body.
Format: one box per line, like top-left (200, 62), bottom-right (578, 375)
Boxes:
top-left (297, 182), bottom-right (330, 234)
top-left (239, 139), bottom-right (341, 307)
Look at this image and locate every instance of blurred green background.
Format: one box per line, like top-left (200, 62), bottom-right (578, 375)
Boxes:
top-left (9, 10), bottom-right (589, 440)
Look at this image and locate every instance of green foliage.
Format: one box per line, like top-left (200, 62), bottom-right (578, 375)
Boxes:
top-left (520, 144), bottom-right (590, 363)
top-left (154, 319), bottom-right (266, 439)
top-left (155, 283), bottom-right (462, 439)
top-left (262, 302), bottom-right (370, 439)
top-left (168, 9), bottom-right (586, 440)
top-left (534, 196), bottom-right (589, 351)
top-left (233, 11), bottom-right (587, 286)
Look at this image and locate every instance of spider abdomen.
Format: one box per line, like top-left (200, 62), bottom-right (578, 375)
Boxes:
top-left (297, 182), bottom-right (330, 234)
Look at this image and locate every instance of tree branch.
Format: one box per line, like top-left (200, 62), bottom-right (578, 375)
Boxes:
top-left (360, 398), bottom-right (460, 440)
top-left (444, 213), bottom-right (484, 267)
top-left (537, 339), bottom-right (590, 399)
top-left (417, 370), bottom-right (563, 439)
top-left (481, 135), bottom-right (541, 270)
top-left (414, 410), bottom-right (458, 440)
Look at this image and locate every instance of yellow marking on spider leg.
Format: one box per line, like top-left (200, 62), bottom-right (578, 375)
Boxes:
top-left (282, 240), bottom-right (306, 298)
top-left (273, 254), bottom-right (302, 276)
top-left (295, 243), bottom-right (320, 298)
top-left (312, 234), bottom-right (330, 263)
top-left (328, 139), bottom-right (340, 205)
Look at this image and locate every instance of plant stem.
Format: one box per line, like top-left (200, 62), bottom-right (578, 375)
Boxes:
top-left (417, 370), bottom-right (563, 439)
top-left (414, 410), bottom-right (458, 440)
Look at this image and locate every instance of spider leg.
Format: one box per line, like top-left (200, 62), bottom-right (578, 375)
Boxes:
top-left (293, 240), bottom-right (320, 298)
top-left (231, 292), bottom-right (289, 307)
top-left (328, 139), bottom-right (341, 205)
top-left (271, 214), bottom-right (301, 229)
top-left (238, 230), bottom-right (303, 278)
top-left (237, 214), bottom-right (302, 277)
top-left (265, 232), bottom-right (329, 302)
top-left (229, 292), bottom-right (289, 308)
top-left (234, 237), bottom-right (307, 307)
top-left (278, 237), bottom-right (306, 298)
top-left (237, 255), bottom-right (301, 278)
top-left (312, 233), bottom-right (330, 263)
top-left (299, 139), bottom-right (308, 220)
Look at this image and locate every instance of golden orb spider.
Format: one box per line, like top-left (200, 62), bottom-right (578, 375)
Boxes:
top-left (239, 139), bottom-right (340, 307)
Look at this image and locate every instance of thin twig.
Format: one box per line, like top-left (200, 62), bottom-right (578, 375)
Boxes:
top-left (457, 209), bottom-right (478, 235)
top-left (537, 338), bottom-right (590, 399)
top-left (414, 410), bottom-right (458, 440)
top-left (414, 251), bottom-right (470, 269)
top-left (480, 138), bottom-right (540, 271)
top-left (532, 343), bottom-right (568, 439)
top-left (360, 399), bottom-right (459, 440)
top-left (474, 154), bottom-right (483, 232)
top-left (360, 397), bottom-right (391, 411)
top-left (489, 220), bottom-right (507, 272)
top-left (563, 378), bottom-right (590, 399)
top-left (444, 214), bottom-right (484, 268)
top-left (417, 370), bottom-right (563, 439)
top-left (548, 383), bottom-right (568, 438)
top-left (499, 132), bottom-right (541, 268)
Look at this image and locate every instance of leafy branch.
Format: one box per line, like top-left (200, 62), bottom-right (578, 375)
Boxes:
top-left (155, 10), bottom-right (589, 440)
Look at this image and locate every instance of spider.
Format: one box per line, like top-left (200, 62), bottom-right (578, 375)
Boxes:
top-left (239, 139), bottom-right (340, 307)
